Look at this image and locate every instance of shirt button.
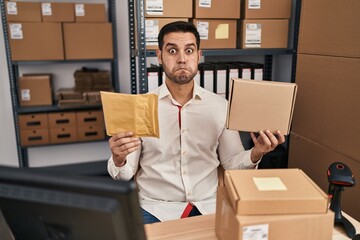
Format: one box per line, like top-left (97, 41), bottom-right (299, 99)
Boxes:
top-left (181, 129), bottom-right (186, 133)
top-left (182, 170), bottom-right (186, 175)
top-left (182, 150), bottom-right (187, 155)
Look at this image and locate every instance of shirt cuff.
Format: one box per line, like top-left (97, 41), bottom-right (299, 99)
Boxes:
top-left (108, 156), bottom-right (128, 179)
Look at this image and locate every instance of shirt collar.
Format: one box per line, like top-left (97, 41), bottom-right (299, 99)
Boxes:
top-left (158, 80), bottom-right (204, 101)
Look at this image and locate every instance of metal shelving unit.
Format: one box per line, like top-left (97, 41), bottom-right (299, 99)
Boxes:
top-left (1, 0), bottom-right (120, 167)
top-left (128, 0), bottom-right (300, 94)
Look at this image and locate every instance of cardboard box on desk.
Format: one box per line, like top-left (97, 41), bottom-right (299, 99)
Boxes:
top-left (226, 79), bottom-right (297, 135)
top-left (63, 23), bottom-right (113, 60)
top-left (19, 75), bottom-right (53, 107)
top-left (215, 186), bottom-right (334, 240)
top-left (224, 169), bottom-right (329, 215)
top-left (8, 22), bottom-right (64, 61)
top-left (5, 1), bottom-right (42, 22)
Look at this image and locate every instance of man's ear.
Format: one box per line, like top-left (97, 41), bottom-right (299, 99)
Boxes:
top-left (156, 49), bottom-right (162, 64)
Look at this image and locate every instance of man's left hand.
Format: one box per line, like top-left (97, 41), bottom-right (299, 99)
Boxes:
top-left (250, 130), bottom-right (285, 163)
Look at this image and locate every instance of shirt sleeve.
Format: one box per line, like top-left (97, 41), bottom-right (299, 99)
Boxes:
top-left (107, 145), bottom-right (142, 180)
top-left (217, 127), bottom-right (259, 170)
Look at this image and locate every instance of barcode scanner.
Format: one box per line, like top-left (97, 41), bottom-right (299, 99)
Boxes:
top-left (327, 162), bottom-right (356, 238)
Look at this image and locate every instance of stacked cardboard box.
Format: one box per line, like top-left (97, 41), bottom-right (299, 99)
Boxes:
top-left (216, 169), bottom-right (333, 240)
top-left (18, 110), bottom-right (105, 146)
top-left (18, 74), bottom-right (53, 107)
top-left (193, 0), bottom-right (240, 49)
top-left (288, 0), bottom-right (360, 221)
top-left (144, 0), bottom-right (192, 50)
top-left (237, 0), bottom-right (291, 49)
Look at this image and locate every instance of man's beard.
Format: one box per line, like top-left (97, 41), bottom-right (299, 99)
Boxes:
top-left (163, 66), bottom-right (197, 85)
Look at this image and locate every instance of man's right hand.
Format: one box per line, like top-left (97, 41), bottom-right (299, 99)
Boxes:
top-left (109, 132), bottom-right (141, 167)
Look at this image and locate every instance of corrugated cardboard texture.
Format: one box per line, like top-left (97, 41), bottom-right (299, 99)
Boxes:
top-left (41, 2), bottom-right (75, 23)
top-left (63, 23), bottom-right (113, 60)
top-left (238, 19), bottom-right (289, 49)
top-left (145, 18), bottom-right (189, 50)
top-left (19, 75), bottom-right (53, 106)
top-left (194, 0), bottom-right (240, 19)
top-left (192, 19), bottom-right (237, 49)
top-left (227, 79), bottom-right (297, 135)
top-left (75, 3), bottom-right (107, 22)
top-left (242, 0), bottom-right (291, 19)
top-left (292, 54), bottom-right (360, 161)
top-left (8, 23), bottom-right (64, 61)
top-left (5, 1), bottom-right (42, 22)
top-left (145, 0), bottom-right (192, 18)
top-left (224, 169), bottom-right (328, 215)
top-left (298, 0), bottom-right (360, 58)
top-left (289, 132), bottom-right (360, 221)
top-left (216, 186), bottom-right (334, 240)
top-left (19, 114), bottom-right (49, 130)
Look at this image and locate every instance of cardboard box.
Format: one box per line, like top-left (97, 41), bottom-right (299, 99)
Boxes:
top-left (63, 23), bottom-right (113, 60)
top-left (77, 125), bottom-right (105, 141)
top-left (193, 19), bottom-right (237, 49)
top-left (288, 132), bottom-right (360, 221)
top-left (74, 3), bottom-right (107, 22)
top-left (145, 0), bottom-right (192, 18)
top-left (8, 22), bottom-right (64, 61)
top-left (242, 0), bottom-right (291, 19)
top-left (215, 186), bottom-right (334, 240)
top-left (298, 0), bottom-right (360, 58)
top-left (76, 111), bottom-right (104, 126)
top-left (224, 169), bottom-right (329, 215)
top-left (41, 2), bottom-right (75, 23)
top-left (5, 1), bottom-right (41, 22)
top-left (20, 129), bottom-right (49, 146)
top-left (238, 19), bottom-right (289, 49)
top-left (292, 54), bottom-right (360, 161)
top-left (145, 18), bottom-right (189, 50)
top-left (18, 114), bottom-right (48, 130)
top-left (48, 112), bottom-right (76, 128)
top-left (226, 79), bottom-right (297, 135)
top-left (19, 75), bottom-right (53, 107)
top-left (194, 0), bottom-right (240, 19)
top-left (49, 127), bottom-right (77, 144)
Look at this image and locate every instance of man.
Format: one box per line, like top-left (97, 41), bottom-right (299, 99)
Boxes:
top-left (108, 21), bottom-right (285, 224)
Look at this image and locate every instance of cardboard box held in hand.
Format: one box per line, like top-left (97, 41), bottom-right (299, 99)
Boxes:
top-left (226, 79), bottom-right (297, 135)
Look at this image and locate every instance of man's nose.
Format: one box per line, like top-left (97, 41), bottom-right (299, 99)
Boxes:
top-left (177, 51), bottom-right (186, 63)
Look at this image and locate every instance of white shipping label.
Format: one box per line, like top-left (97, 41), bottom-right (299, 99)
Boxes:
top-left (248, 0), bottom-right (261, 9)
top-left (197, 22), bottom-right (209, 40)
top-left (242, 224), bottom-right (269, 240)
top-left (21, 89), bottom-right (31, 101)
top-left (9, 23), bottom-right (23, 39)
top-left (253, 177), bottom-right (287, 191)
top-left (245, 23), bottom-right (261, 48)
top-left (6, 2), bottom-right (18, 15)
top-left (75, 4), bottom-right (85, 17)
top-left (42, 3), bottom-right (52, 16)
top-left (199, 0), bottom-right (212, 8)
top-left (242, 69), bottom-right (251, 79)
top-left (254, 69), bottom-right (263, 80)
top-left (146, 0), bottom-right (163, 15)
top-left (145, 20), bottom-right (159, 46)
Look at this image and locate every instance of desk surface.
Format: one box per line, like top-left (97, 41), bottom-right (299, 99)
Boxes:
top-left (145, 212), bottom-right (360, 240)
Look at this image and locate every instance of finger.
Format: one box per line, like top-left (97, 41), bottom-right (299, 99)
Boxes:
top-left (112, 131), bottom-right (135, 141)
top-left (250, 132), bottom-right (258, 144)
top-left (259, 130), bottom-right (272, 147)
top-left (112, 138), bottom-right (141, 153)
top-left (276, 130), bottom-right (286, 144)
top-left (264, 130), bottom-right (278, 147)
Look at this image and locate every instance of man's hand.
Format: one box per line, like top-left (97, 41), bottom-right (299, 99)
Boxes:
top-left (109, 132), bottom-right (141, 167)
top-left (250, 130), bottom-right (285, 163)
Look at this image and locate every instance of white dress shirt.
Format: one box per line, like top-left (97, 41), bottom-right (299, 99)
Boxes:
top-left (108, 81), bottom-right (258, 221)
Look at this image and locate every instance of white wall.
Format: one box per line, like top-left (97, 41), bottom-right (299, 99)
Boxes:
top-left (0, 0), bottom-right (131, 167)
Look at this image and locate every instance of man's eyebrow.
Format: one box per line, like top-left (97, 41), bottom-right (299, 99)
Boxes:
top-left (164, 42), bottom-right (197, 48)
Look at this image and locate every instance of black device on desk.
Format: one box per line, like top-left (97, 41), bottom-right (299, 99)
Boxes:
top-left (0, 166), bottom-right (146, 240)
top-left (327, 162), bottom-right (356, 239)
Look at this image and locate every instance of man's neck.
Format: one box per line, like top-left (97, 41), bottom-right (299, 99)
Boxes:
top-left (165, 79), bottom-right (194, 106)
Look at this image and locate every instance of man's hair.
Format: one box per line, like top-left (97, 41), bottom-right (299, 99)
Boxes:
top-left (158, 21), bottom-right (200, 50)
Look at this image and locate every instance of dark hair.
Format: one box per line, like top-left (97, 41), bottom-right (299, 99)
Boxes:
top-left (158, 21), bottom-right (200, 50)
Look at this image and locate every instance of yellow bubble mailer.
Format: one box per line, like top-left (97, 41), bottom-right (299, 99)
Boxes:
top-left (100, 91), bottom-right (159, 138)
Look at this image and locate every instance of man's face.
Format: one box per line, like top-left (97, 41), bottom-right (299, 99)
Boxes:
top-left (157, 32), bottom-right (201, 85)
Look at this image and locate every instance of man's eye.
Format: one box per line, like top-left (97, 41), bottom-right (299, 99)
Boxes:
top-left (186, 49), bottom-right (194, 54)
top-left (169, 49), bottom-right (176, 54)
